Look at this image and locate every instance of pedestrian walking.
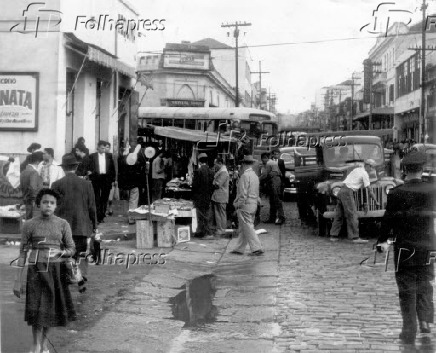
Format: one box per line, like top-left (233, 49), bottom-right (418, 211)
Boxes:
top-left (52, 153), bottom-right (98, 290)
top-left (377, 150), bottom-right (436, 344)
top-left (211, 157), bottom-right (229, 237)
top-left (20, 151), bottom-right (44, 220)
top-left (86, 141), bottom-right (116, 223)
top-left (16, 188), bottom-right (76, 353)
top-left (230, 155), bottom-right (264, 256)
top-left (329, 159), bottom-right (380, 243)
top-left (38, 148), bottom-right (65, 188)
top-left (74, 144), bottom-right (90, 177)
top-left (191, 152), bottom-right (214, 238)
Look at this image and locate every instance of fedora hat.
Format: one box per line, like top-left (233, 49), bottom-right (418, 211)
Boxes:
top-left (60, 153), bottom-right (79, 166)
top-left (198, 153), bottom-right (208, 159)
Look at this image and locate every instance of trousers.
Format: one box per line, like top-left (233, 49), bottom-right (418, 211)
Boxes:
top-left (212, 201), bottom-right (227, 235)
top-left (233, 202), bottom-right (263, 253)
top-left (395, 265), bottom-right (434, 336)
top-left (330, 186), bottom-right (358, 239)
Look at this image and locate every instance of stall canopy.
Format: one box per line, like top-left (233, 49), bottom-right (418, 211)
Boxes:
top-left (151, 126), bottom-right (236, 143)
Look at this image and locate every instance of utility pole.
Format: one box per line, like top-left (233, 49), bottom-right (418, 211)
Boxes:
top-left (221, 21), bottom-right (252, 107)
top-left (421, 0), bottom-right (427, 142)
top-left (343, 75), bottom-right (360, 130)
top-left (251, 61), bottom-right (269, 109)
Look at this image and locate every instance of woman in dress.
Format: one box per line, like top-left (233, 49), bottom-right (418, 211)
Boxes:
top-left (17, 188), bottom-right (76, 353)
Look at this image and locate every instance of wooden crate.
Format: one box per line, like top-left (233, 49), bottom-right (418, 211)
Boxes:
top-left (135, 215), bottom-right (175, 249)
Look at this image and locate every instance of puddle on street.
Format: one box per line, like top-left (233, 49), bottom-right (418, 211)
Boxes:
top-left (169, 274), bottom-right (218, 328)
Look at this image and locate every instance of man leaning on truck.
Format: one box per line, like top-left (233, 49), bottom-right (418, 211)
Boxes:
top-left (329, 159), bottom-right (380, 243)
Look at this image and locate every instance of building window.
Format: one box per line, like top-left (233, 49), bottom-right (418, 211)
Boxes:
top-left (185, 119), bottom-right (195, 130)
top-left (174, 119), bottom-right (184, 128)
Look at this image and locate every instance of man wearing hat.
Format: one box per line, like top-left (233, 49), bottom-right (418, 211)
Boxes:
top-left (20, 142), bottom-right (42, 172)
top-left (52, 153), bottom-right (98, 285)
top-left (329, 159), bottom-right (380, 243)
top-left (191, 152), bottom-right (214, 238)
top-left (230, 155), bottom-right (264, 255)
top-left (377, 151), bottom-right (436, 344)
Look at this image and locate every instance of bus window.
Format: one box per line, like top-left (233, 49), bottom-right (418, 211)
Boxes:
top-left (163, 118), bottom-right (173, 127)
top-left (206, 120), bottom-right (214, 132)
top-left (217, 120), bottom-right (228, 133)
top-left (197, 120), bottom-right (203, 131)
top-left (174, 119), bottom-right (184, 128)
top-left (151, 118), bottom-right (163, 126)
top-left (185, 119), bottom-right (196, 130)
top-left (241, 121), bottom-right (262, 138)
top-left (262, 123), bottom-right (273, 136)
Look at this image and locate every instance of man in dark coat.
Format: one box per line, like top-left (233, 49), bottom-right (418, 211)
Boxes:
top-left (52, 153), bottom-right (97, 285)
top-left (86, 140), bottom-right (116, 223)
top-left (377, 150), bottom-right (436, 344)
top-left (20, 151), bottom-right (43, 219)
top-left (191, 152), bottom-right (214, 238)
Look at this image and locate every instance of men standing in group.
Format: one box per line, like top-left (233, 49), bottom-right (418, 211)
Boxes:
top-left (20, 152), bottom-right (43, 220)
top-left (230, 155), bottom-right (264, 256)
top-left (38, 148), bottom-right (65, 188)
top-left (152, 150), bottom-right (165, 201)
top-left (191, 153), bottom-right (214, 238)
top-left (377, 151), bottom-right (436, 344)
top-left (211, 157), bottom-right (229, 238)
top-left (86, 140), bottom-right (116, 223)
top-left (329, 159), bottom-right (380, 243)
top-left (52, 153), bottom-right (97, 290)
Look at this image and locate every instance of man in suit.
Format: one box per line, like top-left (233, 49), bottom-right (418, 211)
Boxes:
top-left (20, 152), bottom-right (44, 220)
top-left (191, 153), bottom-right (214, 238)
top-left (263, 149), bottom-right (286, 225)
top-left (86, 140), bottom-right (116, 223)
top-left (377, 150), bottom-right (436, 344)
top-left (211, 157), bottom-right (229, 238)
top-left (52, 153), bottom-right (98, 287)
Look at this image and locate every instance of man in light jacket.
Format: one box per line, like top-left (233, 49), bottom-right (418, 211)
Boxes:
top-left (211, 157), bottom-right (229, 238)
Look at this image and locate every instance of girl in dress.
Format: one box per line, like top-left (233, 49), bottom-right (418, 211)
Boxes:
top-left (17, 188), bottom-right (76, 353)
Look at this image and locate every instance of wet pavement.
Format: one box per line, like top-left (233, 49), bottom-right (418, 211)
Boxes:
top-left (1, 201), bottom-right (436, 352)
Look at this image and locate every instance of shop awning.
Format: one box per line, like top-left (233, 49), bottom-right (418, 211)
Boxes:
top-left (87, 46), bottom-right (136, 78)
top-left (353, 107), bottom-right (394, 121)
top-left (152, 126), bottom-right (235, 143)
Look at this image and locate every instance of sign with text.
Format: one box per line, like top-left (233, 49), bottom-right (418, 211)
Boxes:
top-left (163, 51), bottom-right (210, 70)
top-left (0, 73), bottom-right (39, 131)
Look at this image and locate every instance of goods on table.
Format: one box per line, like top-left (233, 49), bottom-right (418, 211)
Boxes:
top-left (152, 198), bottom-right (193, 211)
top-left (166, 178), bottom-right (191, 191)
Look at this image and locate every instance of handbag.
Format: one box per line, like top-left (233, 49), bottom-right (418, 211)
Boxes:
top-left (64, 258), bottom-right (83, 285)
top-left (13, 267), bottom-right (26, 298)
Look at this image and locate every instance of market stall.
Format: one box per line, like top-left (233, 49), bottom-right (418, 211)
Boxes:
top-left (129, 198), bottom-right (196, 249)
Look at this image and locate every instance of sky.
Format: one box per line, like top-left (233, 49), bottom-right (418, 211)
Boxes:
top-left (131, 0), bottom-right (430, 114)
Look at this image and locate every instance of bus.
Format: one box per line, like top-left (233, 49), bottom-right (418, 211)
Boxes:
top-left (137, 107), bottom-right (278, 157)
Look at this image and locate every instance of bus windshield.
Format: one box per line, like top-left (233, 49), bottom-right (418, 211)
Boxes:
top-left (323, 143), bottom-right (383, 167)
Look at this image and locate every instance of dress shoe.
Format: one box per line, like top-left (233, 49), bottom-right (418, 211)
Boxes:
top-left (399, 332), bottom-right (415, 344)
top-left (420, 321), bottom-right (431, 333)
top-left (248, 250), bottom-right (264, 256)
top-left (230, 250), bottom-right (244, 255)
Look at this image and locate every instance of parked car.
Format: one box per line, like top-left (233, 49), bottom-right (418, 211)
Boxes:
top-left (294, 135), bottom-right (403, 236)
top-left (279, 147), bottom-right (317, 199)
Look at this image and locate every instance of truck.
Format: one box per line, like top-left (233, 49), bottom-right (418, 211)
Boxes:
top-left (293, 132), bottom-right (402, 237)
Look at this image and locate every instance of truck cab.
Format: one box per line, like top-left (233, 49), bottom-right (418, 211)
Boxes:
top-left (294, 135), bottom-right (402, 236)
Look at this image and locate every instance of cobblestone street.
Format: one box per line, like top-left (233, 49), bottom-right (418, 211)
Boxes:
top-left (275, 203), bottom-right (435, 352)
top-left (2, 201), bottom-right (435, 352)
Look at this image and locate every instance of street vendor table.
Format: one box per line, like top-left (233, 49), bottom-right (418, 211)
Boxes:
top-left (129, 199), bottom-right (196, 249)
top-left (0, 205), bottom-right (22, 234)
top-left (164, 178), bottom-right (192, 200)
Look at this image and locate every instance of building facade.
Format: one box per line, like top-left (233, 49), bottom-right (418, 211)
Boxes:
top-left (137, 42), bottom-right (236, 108)
top-left (0, 0), bottom-right (138, 161)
